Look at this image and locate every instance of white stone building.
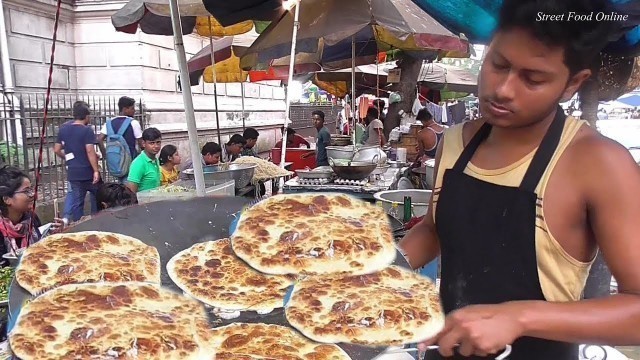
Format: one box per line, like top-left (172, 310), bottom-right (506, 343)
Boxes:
top-left (0, 0), bottom-right (286, 155)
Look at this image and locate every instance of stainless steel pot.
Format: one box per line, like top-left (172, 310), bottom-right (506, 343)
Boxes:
top-left (183, 163), bottom-right (257, 189)
top-left (352, 145), bottom-right (388, 165)
top-left (326, 145), bottom-right (355, 160)
top-left (373, 189), bottom-right (432, 219)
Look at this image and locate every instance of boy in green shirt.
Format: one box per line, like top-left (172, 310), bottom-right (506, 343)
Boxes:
top-left (126, 128), bottom-right (162, 193)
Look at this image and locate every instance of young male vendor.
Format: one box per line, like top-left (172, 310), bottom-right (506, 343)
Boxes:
top-left (399, 0), bottom-right (640, 358)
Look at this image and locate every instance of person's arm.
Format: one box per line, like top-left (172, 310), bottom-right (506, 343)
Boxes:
top-left (516, 138), bottom-right (640, 344)
top-left (54, 129), bottom-right (65, 159)
top-left (132, 120), bottom-right (144, 151)
top-left (321, 131), bottom-right (331, 146)
top-left (422, 136), bottom-right (640, 357)
top-left (83, 128), bottom-right (100, 183)
top-left (398, 140), bottom-right (444, 269)
top-left (374, 127), bottom-right (387, 146)
top-left (300, 136), bottom-right (311, 148)
top-left (86, 146), bottom-right (100, 184)
top-left (126, 160), bottom-right (143, 193)
top-left (53, 143), bottom-right (65, 159)
top-left (97, 133), bottom-right (107, 158)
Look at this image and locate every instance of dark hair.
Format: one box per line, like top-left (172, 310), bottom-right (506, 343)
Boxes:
top-left (142, 127), bottom-right (162, 141)
top-left (281, 126), bottom-right (296, 135)
top-left (73, 101), bottom-right (90, 120)
top-left (367, 107), bottom-right (380, 119)
top-left (0, 166), bottom-right (30, 215)
top-left (201, 142), bottom-right (222, 156)
top-left (227, 134), bottom-right (247, 146)
top-left (243, 127), bottom-right (259, 140)
top-left (496, 0), bottom-right (616, 75)
top-left (118, 96), bottom-right (136, 113)
top-left (96, 183), bottom-right (138, 211)
top-left (311, 110), bottom-right (325, 121)
top-left (373, 99), bottom-right (385, 110)
top-left (416, 108), bottom-right (433, 121)
top-left (159, 145), bottom-right (178, 166)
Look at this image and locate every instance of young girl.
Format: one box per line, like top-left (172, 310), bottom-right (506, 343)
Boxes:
top-left (158, 145), bottom-right (181, 186)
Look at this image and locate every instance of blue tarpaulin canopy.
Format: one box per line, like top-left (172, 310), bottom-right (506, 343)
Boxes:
top-left (618, 94), bottom-right (640, 107)
top-left (411, 0), bottom-right (640, 56)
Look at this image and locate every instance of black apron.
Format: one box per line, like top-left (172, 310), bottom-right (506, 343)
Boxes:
top-left (431, 107), bottom-right (578, 360)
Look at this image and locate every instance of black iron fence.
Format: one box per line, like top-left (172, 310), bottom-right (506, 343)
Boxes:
top-left (0, 93), bottom-right (146, 203)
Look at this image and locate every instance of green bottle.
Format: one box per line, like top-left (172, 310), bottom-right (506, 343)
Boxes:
top-left (403, 196), bottom-right (412, 223)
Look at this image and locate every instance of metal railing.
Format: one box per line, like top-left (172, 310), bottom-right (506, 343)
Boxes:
top-left (0, 93), bottom-right (146, 203)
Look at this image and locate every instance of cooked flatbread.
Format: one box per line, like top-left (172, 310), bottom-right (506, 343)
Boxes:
top-left (167, 239), bottom-right (295, 313)
top-left (211, 323), bottom-right (351, 360)
top-left (231, 193), bottom-right (396, 275)
top-left (16, 231), bottom-right (160, 295)
top-left (285, 266), bottom-right (444, 346)
top-left (9, 282), bottom-right (215, 360)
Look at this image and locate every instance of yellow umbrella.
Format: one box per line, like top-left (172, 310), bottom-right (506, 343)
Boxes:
top-left (195, 16), bottom-right (254, 36)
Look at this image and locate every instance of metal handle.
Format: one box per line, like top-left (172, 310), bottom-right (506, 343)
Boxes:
top-left (390, 344), bottom-right (512, 359)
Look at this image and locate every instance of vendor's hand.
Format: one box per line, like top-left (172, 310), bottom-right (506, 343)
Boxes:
top-left (92, 171), bottom-right (101, 184)
top-left (419, 302), bottom-right (526, 357)
top-left (50, 218), bottom-right (66, 234)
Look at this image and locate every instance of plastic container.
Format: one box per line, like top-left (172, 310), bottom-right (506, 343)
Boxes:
top-left (136, 180), bottom-right (235, 204)
top-left (396, 148), bottom-right (407, 163)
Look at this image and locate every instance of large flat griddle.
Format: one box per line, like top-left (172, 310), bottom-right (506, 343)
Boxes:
top-left (8, 196), bottom-right (411, 360)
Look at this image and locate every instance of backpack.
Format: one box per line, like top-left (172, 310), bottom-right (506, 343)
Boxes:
top-left (105, 117), bottom-right (133, 178)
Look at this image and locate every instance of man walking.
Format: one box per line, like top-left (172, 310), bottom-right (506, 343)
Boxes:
top-left (97, 96), bottom-right (143, 183)
top-left (54, 101), bottom-right (101, 222)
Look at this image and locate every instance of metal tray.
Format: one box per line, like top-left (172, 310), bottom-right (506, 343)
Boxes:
top-left (8, 197), bottom-right (410, 360)
top-left (296, 166), bottom-right (334, 179)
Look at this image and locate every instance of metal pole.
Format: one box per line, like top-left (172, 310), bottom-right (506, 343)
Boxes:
top-left (169, 0), bottom-right (205, 196)
top-left (241, 82), bottom-right (246, 130)
top-left (279, 0), bottom-right (301, 170)
top-left (0, 0), bottom-right (13, 94)
top-left (208, 18), bottom-right (222, 146)
top-left (351, 35), bottom-right (356, 146)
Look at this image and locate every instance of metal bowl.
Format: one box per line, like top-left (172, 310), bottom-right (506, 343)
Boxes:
top-left (374, 189), bottom-right (432, 219)
top-left (183, 163), bottom-right (257, 189)
top-left (296, 166), bottom-right (334, 179)
top-left (326, 146), bottom-right (355, 160)
top-left (331, 135), bottom-right (352, 146)
top-left (352, 145), bottom-right (388, 165)
top-left (371, 164), bottom-right (390, 176)
top-left (330, 160), bottom-right (377, 180)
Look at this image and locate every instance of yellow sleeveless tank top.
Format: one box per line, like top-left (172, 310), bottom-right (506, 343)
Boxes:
top-left (433, 117), bottom-right (593, 302)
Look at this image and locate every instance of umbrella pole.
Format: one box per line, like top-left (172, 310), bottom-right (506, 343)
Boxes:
top-left (207, 18), bottom-right (222, 146)
top-left (241, 82), bottom-right (246, 130)
top-left (279, 0), bottom-right (301, 174)
top-left (168, 0), bottom-right (205, 196)
top-left (351, 35), bottom-right (356, 146)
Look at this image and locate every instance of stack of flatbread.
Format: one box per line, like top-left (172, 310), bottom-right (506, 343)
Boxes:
top-left (16, 231), bottom-right (161, 295)
top-left (10, 231), bottom-right (216, 360)
top-left (229, 193), bottom-right (445, 348)
top-left (167, 238), bottom-right (295, 319)
top-left (10, 282), bottom-right (215, 360)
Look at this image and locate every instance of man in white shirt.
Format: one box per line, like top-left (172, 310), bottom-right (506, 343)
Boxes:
top-left (97, 96), bottom-right (143, 161)
top-left (363, 107), bottom-right (386, 146)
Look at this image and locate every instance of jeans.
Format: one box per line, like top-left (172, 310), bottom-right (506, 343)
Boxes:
top-left (63, 181), bottom-right (97, 219)
top-left (67, 181), bottom-right (100, 222)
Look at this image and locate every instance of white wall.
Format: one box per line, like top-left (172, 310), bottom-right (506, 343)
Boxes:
top-left (2, 0), bottom-right (287, 144)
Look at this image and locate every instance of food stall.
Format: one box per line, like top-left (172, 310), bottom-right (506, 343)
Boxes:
top-left (282, 145), bottom-right (403, 201)
top-left (6, 197), bottom-right (418, 360)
